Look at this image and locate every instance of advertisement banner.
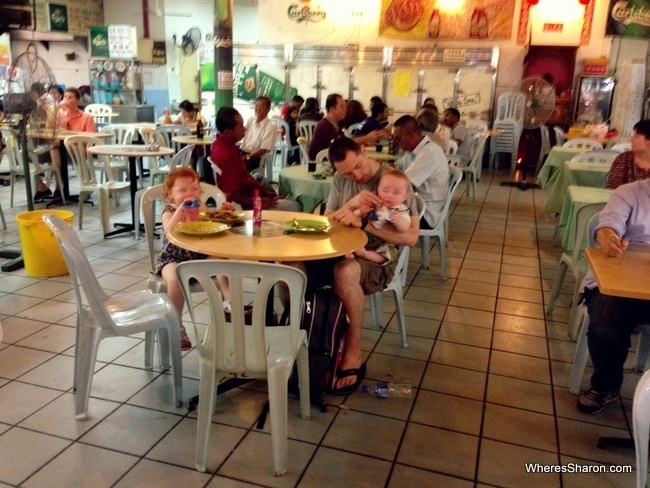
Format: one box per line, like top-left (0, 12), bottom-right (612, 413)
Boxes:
top-left (89, 26), bottom-right (110, 58)
top-left (606, 0), bottom-right (650, 37)
top-left (48, 3), bottom-right (69, 32)
top-left (231, 63), bottom-right (297, 105)
top-left (379, 0), bottom-right (515, 40)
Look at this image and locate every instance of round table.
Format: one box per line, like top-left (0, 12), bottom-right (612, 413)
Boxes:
top-left (278, 165), bottom-right (332, 213)
top-left (87, 144), bottom-right (175, 237)
top-left (167, 210), bottom-right (367, 261)
top-left (171, 135), bottom-right (215, 147)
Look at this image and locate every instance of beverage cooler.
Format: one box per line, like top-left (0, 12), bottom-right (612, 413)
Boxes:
top-left (89, 58), bottom-right (154, 123)
top-left (573, 75), bottom-right (616, 124)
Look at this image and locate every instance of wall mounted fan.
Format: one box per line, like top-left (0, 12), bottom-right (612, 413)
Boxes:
top-left (173, 27), bottom-right (201, 56)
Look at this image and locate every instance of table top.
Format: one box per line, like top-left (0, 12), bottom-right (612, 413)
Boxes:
top-left (559, 186), bottom-right (612, 252)
top-left (278, 165), bottom-right (333, 213)
top-left (586, 247), bottom-right (650, 300)
top-left (87, 144), bottom-right (175, 157)
top-left (563, 133), bottom-right (609, 143)
top-left (171, 135), bottom-right (215, 146)
top-left (167, 210), bottom-right (367, 261)
top-left (542, 159), bottom-right (611, 214)
top-left (28, 130), bottom-right (114, 141)
top-left (366, 148), bottom-right (399, 162)
top-left (88, 113), bottom-right (120, 117)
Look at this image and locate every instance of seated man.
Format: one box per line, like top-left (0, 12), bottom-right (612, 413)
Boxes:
top-left (308, 93), bottom-right (386, 161)
top-left (443, 108), bottom-right (471, 166)
top-left (240, 96), bottom-right (277, 173)
top-left (414, 107), bottom-right (446, 153)
top-left (34, 87), bottom-right (97, 201)
top-left (211, 106), bottom-right (300, 211)
top-left (577, 177), bottom-right (650, 414)
top-left (303, 137), bottom-right (419, 394)
top-left (353, 102), bottom-right (389, 137)
top-left (392, 115), bottom-right (448, 230)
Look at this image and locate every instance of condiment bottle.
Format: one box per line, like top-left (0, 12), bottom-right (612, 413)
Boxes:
top-left (252, 190), bottom-right (262, 235)
top-left (196, 112), bottom-right (204, 139)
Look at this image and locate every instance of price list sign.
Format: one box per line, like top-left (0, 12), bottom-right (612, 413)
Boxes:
top-left (108, 25), bottom-right (137, 59)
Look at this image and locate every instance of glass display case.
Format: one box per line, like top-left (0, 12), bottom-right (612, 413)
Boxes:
top-left (573, 75), bottom-right (616, 124)
top-left (90, 58), bottom-right (142, 105)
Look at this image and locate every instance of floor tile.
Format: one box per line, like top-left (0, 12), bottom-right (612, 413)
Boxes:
top-left (489, 350), bottom-right (551, 384)
top-left (299, 446), bottom-right (391, 488)
top-left (421, 363), bottom-right (487, 401)
top-left (486, 374), bottom-right (554, 414)
top-left (431, 341), bottom-right (490, 372)
top-left (411, 390), bottom-right (483, 436)
top-left (482, 403), bottom-right (557, 452)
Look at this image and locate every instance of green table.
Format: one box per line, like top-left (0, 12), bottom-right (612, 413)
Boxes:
top-left (558, 186), bottom-right (612, 252)
top-left (536, 146), bottom-right (586, 189)
top-left (542, 160), bottom-right (611, 214)
top-left (278, 165), bottom-right (332, 213)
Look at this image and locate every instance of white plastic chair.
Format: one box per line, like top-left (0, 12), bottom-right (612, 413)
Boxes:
top-left (633, 370), bottom-right (650, 488)
top-left (446, 154), bottom-right (462, 167)
top-left (446, 139), bottom-right (458, 155)
top-left (84, 104), bottom-right (113, 125)
top-left (42, 214), bottom-right (183, 420)
top-left (570, 149), bottom-right (619, 165)
top-left (605, 135), bottom-right (626, 149)
top-left (175, 260), bottom-right (310, 475)
top-left (315, 148), bottom-right (329, 165)
top-left (563, 138), bottom-right (604, 150)
top-left (99, 124), bottom-right (136, 182)
top-left (462, 133), bottom-right (488, 201)
top-left (270, 118), bottom-right (299, 171)
top-left (465, 119), bottom-right (488, 139)
top-left (546, 202), bottom-right (606, 319)
top-left (64, 135), bottom-right (130, 234)
top-left (369, 194), bottom-right (426, 348)
top-left (553, 126), bottom-right (565, 146)
top-left (298, 139), bottom-right (310, 165)
top-left (347, 122), bottom-right (363, 134)
top-left (156, 124), bottom-right (191, 152)
top-left (419, 166), bottom-right (463, 278)
top-left (171, 144), bottom-right (195, 169)
top-left (139, 128), bottom-right (174, 186)
top-left (2, 128), bottom-right (65, 207)
top-left (610, 142), bottom-right (631, 153)
top-left (298, 120), bottom-right (318, 141)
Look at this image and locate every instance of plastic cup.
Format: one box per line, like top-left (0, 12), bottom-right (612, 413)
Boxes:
top-left (308, 162), bottom-right (317, 173)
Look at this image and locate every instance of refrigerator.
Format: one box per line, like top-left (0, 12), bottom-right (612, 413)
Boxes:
top-left (573, 75), bottom-right (616, 124)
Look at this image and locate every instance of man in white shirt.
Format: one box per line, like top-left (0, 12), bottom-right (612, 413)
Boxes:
top-left (392, 115), bottom-right (449, 230)
top-left (240, 96), bottom-right (277, 172)
top-left (443, 108), bottom-right (471, 166)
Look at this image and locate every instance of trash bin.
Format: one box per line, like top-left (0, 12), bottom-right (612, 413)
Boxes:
top-left (16, 210), bottom-right (74, 277)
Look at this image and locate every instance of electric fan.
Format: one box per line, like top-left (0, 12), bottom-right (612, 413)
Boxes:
top-left (4, 43), bottom-right (60, 210)
top-left (173, 28), bottom-right (201, 56)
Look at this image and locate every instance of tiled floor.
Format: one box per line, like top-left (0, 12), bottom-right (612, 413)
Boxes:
top-left (0, 167), bottom-right (643, 487)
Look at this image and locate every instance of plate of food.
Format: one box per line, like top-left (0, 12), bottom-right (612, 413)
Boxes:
top-left (284, 218), bottom-right (331, 233)
top-left (200, 209), bottom-right (246, 224)
top-left (175, 221), bottom-right (229, 236)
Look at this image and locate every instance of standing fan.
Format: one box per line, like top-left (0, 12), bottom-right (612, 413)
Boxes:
top-left (4, 43), bottom-right (60, 210)
top-left (502, 77), bottom-right (555, 190)
top-left (173, 28), bottom-right (201, 56)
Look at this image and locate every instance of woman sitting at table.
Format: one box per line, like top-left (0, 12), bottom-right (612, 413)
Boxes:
top-left (298, 97), bottom-right (323, 122)
top-left (605, 119), bottom-right (650, 189)
top-left (162, 100), bottom-right (198, 127)
top-left (155, 167), bottom-right (231, 350)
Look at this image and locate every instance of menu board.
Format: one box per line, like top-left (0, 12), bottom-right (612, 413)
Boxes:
top-left (34, 0), bottom-right (103, 37)
top-left (90, 25), bottom-right (137, 59)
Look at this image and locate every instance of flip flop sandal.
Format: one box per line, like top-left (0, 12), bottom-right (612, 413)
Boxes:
top-left (328, 363), bottom-right (367, 396)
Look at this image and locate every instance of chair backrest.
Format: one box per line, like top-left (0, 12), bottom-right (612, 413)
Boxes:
top-left (298, 139), bottom-right (310, 164)
top-left (570, 149), bottom-right (619, 165)
top-left (84, 104), bottom-right (113, 125)
top-left (315, 148), bottom-right (329, 165)
top-left (42, 214), bottom-right (113, 328)
top-left (553, 126), bottom-right (565, 146)
top-left (464, 119), bottom-right (488, 139)
top-left (176, 260), bottom-right (307, 373)
top-left (156, 124), bottom-right (191, 151)
top-left (63, 135), bottom-right (105, 186)
top-left (347, 122), bottom-right (363, 134)
top-left (100, 124), bottom-right (135, 145)
top-left (139, 127), bottom-right (167, 148)
top-left (271, 118), bottom-right (294, 147)
top-left (446, 139), bottom-right (458, 155)
top-left (170, 144), bottom-right (196, 169)
top-left (570, 203), bottom-right (606, 264)
top-left (610, 142), bottom-right (631, 153)
top-left (467, 133), bottom-right (488, 169)
top-left (563, 138), bottom-right (603, 150)
top-left (586, 211), bottom-right (600, 247)
top-left (413, 193), bottom-right (426, 219)
top-left (539, 124), bottom-right (551, 157)
top-left (446, 154), bottom-right (462, 167)
top-left (141, 182), bottom-right (226, 271)
top-left (298, 120), bottom-right (318, 141)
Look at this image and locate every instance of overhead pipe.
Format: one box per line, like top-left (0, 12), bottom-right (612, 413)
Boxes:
top-left (142, 0), bottom-right (150, 38)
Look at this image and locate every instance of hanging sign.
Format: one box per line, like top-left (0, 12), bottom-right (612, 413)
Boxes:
top-left (606, 0), bottom-right (650, 37)
top-left (48, 3), bottom-right (68, 32)
top-left (89, 25), bottom-right (137, 59)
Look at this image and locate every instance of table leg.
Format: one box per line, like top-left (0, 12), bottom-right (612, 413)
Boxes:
top-left (104, 155), bottom-right (138, 238)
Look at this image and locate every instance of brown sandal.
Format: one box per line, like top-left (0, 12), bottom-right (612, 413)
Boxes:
top-left (180, 329), bottom-right (193, 351)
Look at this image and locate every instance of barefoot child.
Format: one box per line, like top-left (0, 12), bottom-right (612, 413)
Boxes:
top-left (351, 169), bottom-right (411, 264)
top-left (155, 167), bottom-right (231, 350)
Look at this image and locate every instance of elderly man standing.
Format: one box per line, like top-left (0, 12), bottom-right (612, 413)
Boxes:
top-left (240, 96), bottom-right (277, 173)
top-left (308, 93), bottom-right (385, 161)
top-left (300, 137), bottom-right (419, 394)
top-left (392, 115), bottom-right (448, 231)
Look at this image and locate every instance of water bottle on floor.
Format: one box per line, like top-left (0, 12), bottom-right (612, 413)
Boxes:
top-left (362, 382), bottom-right (412, 398)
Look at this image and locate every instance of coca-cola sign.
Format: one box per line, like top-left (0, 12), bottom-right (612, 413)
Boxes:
top-left (607, 0), bottom-right (650, 37)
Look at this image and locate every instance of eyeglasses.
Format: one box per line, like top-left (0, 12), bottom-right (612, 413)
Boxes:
top-left (393, 131), bottom-right (415, 144)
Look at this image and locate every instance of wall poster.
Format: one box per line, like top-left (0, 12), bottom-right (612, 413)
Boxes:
top-left (606, 0), bottom-right (650, 38)
top-left (379, 0), bottom-right (515, 40)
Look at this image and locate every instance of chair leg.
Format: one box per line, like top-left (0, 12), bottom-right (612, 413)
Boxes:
top-left (144, 329), bottom-right (155, 369)
top-left (633, 370), bottom-right (650, 488)
top-left (99, 188), bottom-right (110, 235)
top-left (438, 237), bottom-right (447, 280)
top-left (297, 343), bottom-right (311, 420)
top-left (635, 331), bottom-right (650, 373)
top-left (195, 359), bottom-right (217, 473)
top-left (546, 261), bottom-right (568, 315)
top-left (568, 311), bottom-right (590, 395)
top-left (392, 288), bottom-right (408, 348)
top-left (419, 235), bottom-right (430, 270)
top-left (75, 326), bottom-right (103, 420)
top-left (165, 315), bottom-right (182, 407)
top-left (369, 292), bottom-right (382, 329)
top-left (267, 366), bottom-right (290, 476)
top-left (10, 174), bottom-right (16, 207)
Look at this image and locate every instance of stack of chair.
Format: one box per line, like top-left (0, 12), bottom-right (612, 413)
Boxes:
top-left (490, 92), bottom-right (525, 173)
